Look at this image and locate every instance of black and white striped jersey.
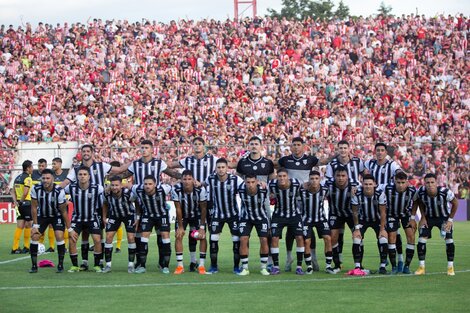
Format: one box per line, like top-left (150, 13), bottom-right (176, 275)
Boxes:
top-left (300, 184), bottom-right (329, 224)
top-left (67, 162), bottom-right (112, 187)
top-left (325, 180), bottom-right (358, 218)
top-left (278, 154), bottom-right (319, 183)
top-left (30, 184), bottom-right (66, 218)
top-left (325, 156), bottom-right (364, 184)
top-left (128, 158), bottom-right (168, 186)
top-left (414, 186), bottom-right (455, 219)
top-left (364, 159), bottom-right (401, 187)
top-left (131, 184), bottom-right (171, 218)
top-left (269, 178), bottom-right (302, 218)
top-left (64, 183), bottom-right (104, 222)
top-left (238, 183), bottom-right (269, 221)
top-left (171, 183), bottom-right (207, 219)
top-left (179, 154), bottom-right (219, 183)
top-left (383, 183), bottom-right (417, 217)
top-left (104, 188), bottom-right (135, 218)
top-left (236, 156), bottom-right (275, 183)
top-left (204, 173), bottom-right (243, 219)
top-left (351, 187), bottom-right (386, 223)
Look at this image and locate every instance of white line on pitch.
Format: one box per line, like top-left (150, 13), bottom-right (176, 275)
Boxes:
top-left (0, 233), bottom-right (159, 265)
top-left (1, 269), bottom-right (469, 291)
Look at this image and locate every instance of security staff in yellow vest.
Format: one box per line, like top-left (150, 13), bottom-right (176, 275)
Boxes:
top-left (11, 160), bottom-right (33, 254)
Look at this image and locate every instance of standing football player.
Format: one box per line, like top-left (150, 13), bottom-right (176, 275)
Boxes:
top-left (413, 173), bottom-right (458, 276)
top-left (171, 170), bottom-right (208, 275)
top-left (238, 174), bottom-right (270, 276)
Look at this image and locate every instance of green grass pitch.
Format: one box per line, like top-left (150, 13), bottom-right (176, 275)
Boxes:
top-left (0, 222), bottom-right (469, 313)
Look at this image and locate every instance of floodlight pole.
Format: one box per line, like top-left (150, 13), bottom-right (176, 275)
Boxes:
top-left (234, 0), bottom-right (257, 22)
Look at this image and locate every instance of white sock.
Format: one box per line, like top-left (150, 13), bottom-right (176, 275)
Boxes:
top-left (286, 250), bottom-right (293, 261)
top-left (448, 261), bottom-right (454, 267)
top-left (190, 252), bottom-right (196, 263)
top-left (310, 248), bottom-right (317, 259)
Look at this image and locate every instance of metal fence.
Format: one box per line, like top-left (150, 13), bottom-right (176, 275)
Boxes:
top-left (0, 140), bottom-right (468, 200)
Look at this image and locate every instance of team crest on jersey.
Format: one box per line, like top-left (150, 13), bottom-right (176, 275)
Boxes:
top-left (289, 192), bottom-right (293, 197)
top-left (381, 168), bottom-right (386, 173)
top-left (303, 159), bottom-right (308, 165)
top-left (93, 169), bottom-right (97, 175)
top-left (88, 194), bottom-right (92, 198)
top-left (203, 161), bottom-right (208, 166)
top-left (151, 166), bottom-right (155, 170)
top-left (350, 167), bottom-right (355, 172)
top-left (261, 163), bottom-right (266, 168)
top-left (373, 200), bottom-right (378, 206)
top-left (226, 185), bottom-right (231, 191)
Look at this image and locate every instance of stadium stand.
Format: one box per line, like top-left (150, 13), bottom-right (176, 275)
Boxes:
top-left (0, 14), bottom-right (468, 198)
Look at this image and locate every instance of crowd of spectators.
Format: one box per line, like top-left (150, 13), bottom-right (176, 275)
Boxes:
top-left (0, 13), bottom-right (468, 198)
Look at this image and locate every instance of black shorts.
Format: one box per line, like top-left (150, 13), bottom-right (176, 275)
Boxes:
top-left (210, 217), bottom-right (239, 236)
top-left (38, 216), bottom-right (65, 233)
top-left (94, 213), bottom-right (104, 229)
top-left (140, 215), bottom-right (171, 233)
top-left (271, 215), bottom-right (303, 238)
top-left (17, 202), bottom-right (32, 221)
top-left (359, 221), bottom-right (381, 238)
top-left (70, 219), bottom-right (102, 235)
top-left (239, 218), bottom-right (270, 238)
top-left (135, 223), bottom-right (143, 233)
top-left (419, 217), bottom-right (453, 240)
top-left (106, 215), bottom-right (136, 233)
top-left (303, 221), bottom-right (331, 239)
top-left (175, 217), bottom-right (202, 232)
top-left (206, 201), bottom-right (213, 225)
top-left (386, 216), bottom-right (412, 233)
top-left (328, 215), bottom-right (354, 231)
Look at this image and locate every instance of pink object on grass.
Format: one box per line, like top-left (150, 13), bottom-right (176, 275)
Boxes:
top-left (38, 260), bottom-right (55, 267)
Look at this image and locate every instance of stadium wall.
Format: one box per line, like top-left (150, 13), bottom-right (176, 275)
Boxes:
top-left (8, 142), bottom-right (79, 188)
top-left (17, 141), bottom-right (79, 169)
